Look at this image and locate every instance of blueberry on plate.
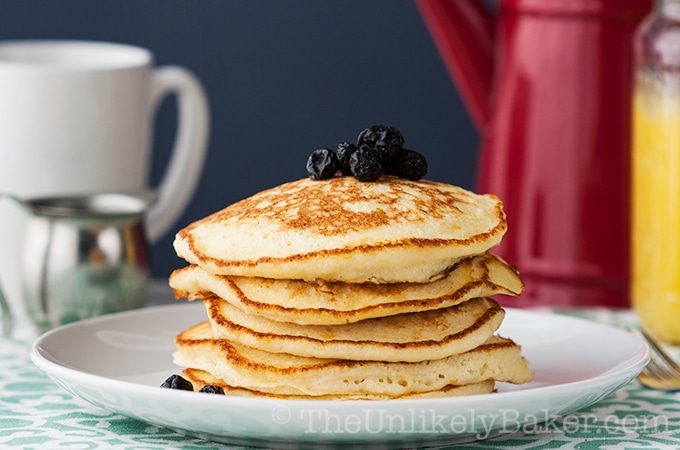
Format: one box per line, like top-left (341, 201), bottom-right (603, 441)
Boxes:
top-left (160, 374), bottom-right (194, 391)
top-left (199, 385), bottom-right (226, 395)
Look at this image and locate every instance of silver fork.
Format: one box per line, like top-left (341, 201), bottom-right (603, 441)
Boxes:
top-left (632, 328), bottom-right (680, 390)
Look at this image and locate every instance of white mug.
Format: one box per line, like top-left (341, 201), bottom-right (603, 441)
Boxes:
top-left (0, 40), bottom-right (210, 311)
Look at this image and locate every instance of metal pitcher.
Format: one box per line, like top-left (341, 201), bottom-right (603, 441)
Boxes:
top-left (0, 191), bottom-right (156, 335)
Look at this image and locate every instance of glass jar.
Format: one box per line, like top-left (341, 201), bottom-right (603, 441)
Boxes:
top-left (632, 0), bottom-right (680, 342)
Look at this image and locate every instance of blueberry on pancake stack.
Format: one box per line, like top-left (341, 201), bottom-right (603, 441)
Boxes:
top-left (168, 126), bottom-right (533, 399)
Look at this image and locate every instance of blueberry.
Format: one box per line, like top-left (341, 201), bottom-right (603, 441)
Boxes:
top-left (392, 149), bottom-right (428, 181)
top-left (336, 141), bottom-right (357, 176)
top-left (306, 148), bottom-right (339, 180)
top-left (199, 385), bottom-right (226, 395)
top-left (160, 374), bottom-right (194, 391)
top-left (349, 145), bottom-right (383, 182)
top-left (357, 125), bottom-right (404, 167)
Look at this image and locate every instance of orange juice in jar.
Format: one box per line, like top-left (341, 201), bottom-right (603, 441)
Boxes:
top-left (632, 0), bottom-right (680, 343)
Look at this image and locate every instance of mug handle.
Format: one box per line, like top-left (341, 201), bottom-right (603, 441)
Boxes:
top-left (146, 66), bottom-right (210, 243)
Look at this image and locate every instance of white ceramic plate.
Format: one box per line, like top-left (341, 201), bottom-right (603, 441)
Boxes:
top-left (31, 303), bottom-right (649, 449)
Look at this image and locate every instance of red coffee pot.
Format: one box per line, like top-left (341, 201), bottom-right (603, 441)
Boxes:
top-left (416, 0), bottom-right (653, 308)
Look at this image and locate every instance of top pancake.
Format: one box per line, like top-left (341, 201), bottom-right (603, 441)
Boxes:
top-left (174, 176), bottom-right (507, 283)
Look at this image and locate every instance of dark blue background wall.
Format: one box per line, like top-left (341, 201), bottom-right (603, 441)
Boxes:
top-left (0, 0), bottom-right (478, 279)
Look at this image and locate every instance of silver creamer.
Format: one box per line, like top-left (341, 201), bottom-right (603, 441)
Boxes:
top-left (5, 191), bottom-right (156, 332)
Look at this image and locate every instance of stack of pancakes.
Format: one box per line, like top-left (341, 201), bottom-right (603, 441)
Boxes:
top-left (169, 176), bottom-right (533, 399)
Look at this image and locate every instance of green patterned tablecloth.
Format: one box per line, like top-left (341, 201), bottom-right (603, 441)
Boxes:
top-left (2, 302), bottom-right (679, 449)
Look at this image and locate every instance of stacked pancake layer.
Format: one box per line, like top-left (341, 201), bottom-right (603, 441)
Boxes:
top-left (170, 176), bottom-right (533, 399)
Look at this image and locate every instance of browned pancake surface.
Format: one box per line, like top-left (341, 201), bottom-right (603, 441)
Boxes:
top-left (174, 176), bottom-right (507, 283)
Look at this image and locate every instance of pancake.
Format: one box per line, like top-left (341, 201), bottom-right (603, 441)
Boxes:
top-left (173, 322), bottom-right (533, 397)
top-left (181, 368), bottom-right (496, 400)
top-left (205, 296), bottom-right (504, 362)
top-left (169, 252), bottom-right (522, 325)
top-left (173, 176), bottom-right (507, 283)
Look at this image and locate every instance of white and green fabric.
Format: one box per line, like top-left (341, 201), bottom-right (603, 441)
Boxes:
top-left (2, 307), bottom-right (679, 449)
